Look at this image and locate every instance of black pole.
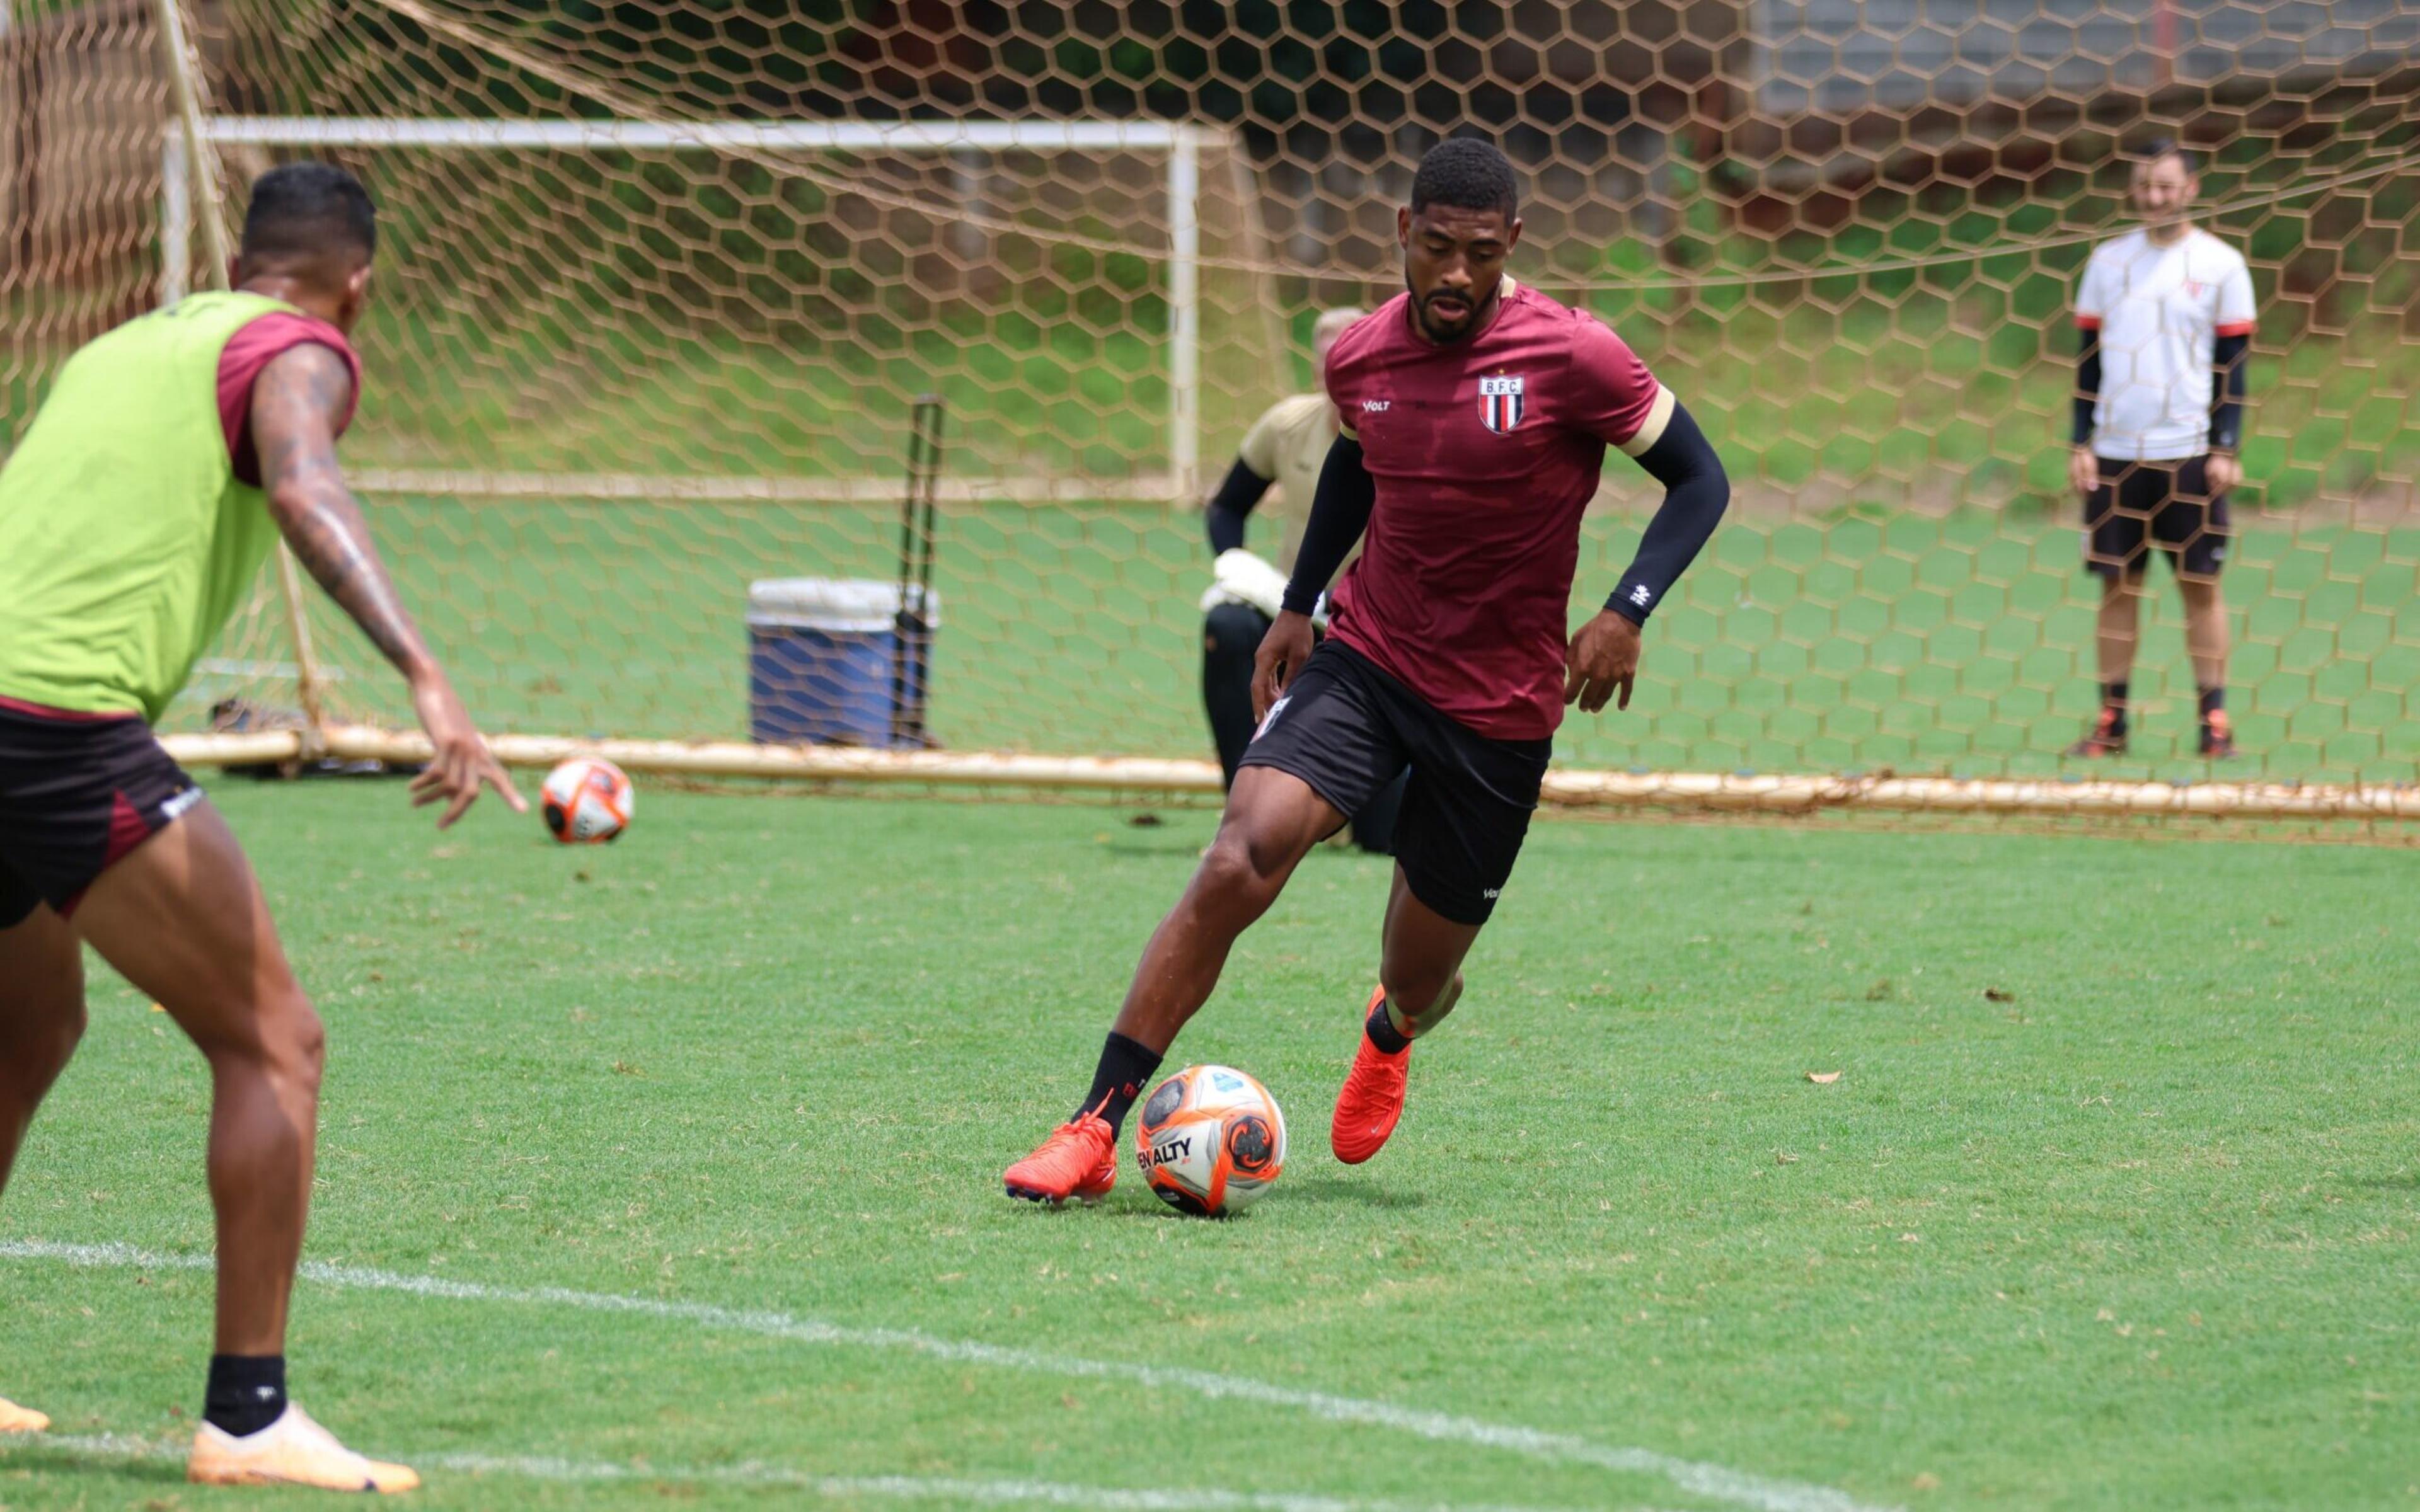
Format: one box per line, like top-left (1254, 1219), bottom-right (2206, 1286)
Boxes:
top-left (891, 394), bottom-right (944, 747)
top-left (908, 398), bottom-right (945, 744)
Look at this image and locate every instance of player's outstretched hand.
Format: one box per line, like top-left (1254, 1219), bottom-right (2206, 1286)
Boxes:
top-left (1565, 610), bottom-right (1642, 714)
top-left (1252, 609), bottom-right (1317, 723)
top-left (407, 670), bottom-right (526, 829)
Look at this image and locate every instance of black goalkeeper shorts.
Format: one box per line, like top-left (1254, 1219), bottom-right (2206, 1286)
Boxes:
top-left (1238, 640), bottom-right (1550, 925)
top-left (2084, 455), bottom-right (2231, 581)
top-left (0, 697), bottom-right (202, 929)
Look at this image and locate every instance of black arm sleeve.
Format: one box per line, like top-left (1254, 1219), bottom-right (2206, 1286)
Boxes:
top-left (2073, 325), bottom-right (2102, 447)
top-left (1203, 457), bottom-right (1273, 555)
top-left (1279, 435), bottom-right (1374, 617)
top-left (1606, 401), bottom-right (1729, 626)
top-left (2210, 332), bottom-right (2250, 452)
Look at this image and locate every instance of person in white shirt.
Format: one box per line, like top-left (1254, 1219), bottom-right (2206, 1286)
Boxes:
top-left (1198, 306), bottom-right (1403, 850)
top-left (2065, 139), bottom-right (2255, 759)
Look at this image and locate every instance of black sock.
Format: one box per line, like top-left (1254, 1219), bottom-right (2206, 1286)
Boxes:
top-left (204, 1354), bottom-right (287, 1438)
top-left (2198, 685), bottom-right (2225, 719)
top-left (1364, 997), bottom-right (1410, 1055)
top-left (2102, 681), bottom-right (2131, 734)
top-left (1077, 1032), bottom-right (1162, 1134)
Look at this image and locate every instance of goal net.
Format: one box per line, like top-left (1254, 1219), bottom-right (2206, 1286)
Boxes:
top-left (6, 0), bottom-right (2419, 824)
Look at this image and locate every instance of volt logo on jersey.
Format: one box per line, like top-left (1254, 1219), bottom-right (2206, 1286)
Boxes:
top-left (1478, 374), bottom-right (1526, 433)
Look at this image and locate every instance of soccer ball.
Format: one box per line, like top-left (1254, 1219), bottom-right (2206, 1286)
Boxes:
top-left (1134, 1064), bottom-right (1287, 1217)
top-left (541, 757), bottom-right (633, 844)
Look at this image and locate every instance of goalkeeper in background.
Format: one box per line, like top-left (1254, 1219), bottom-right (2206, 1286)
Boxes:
top-left (2065, 138), bottom-right (2254, 759)
top-left (1200, 306), bottom-right (1403, 852)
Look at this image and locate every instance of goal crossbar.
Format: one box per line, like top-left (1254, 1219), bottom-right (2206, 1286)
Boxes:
top-left (196, 116), bottom-right (1204, 151)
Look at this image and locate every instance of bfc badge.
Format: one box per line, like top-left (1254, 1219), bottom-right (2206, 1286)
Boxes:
top-left (1479, 374), bottom-right (1525, 433)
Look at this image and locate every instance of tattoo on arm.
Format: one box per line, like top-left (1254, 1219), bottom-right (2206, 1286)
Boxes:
top-left (251, 344), bottom-right (432, 679)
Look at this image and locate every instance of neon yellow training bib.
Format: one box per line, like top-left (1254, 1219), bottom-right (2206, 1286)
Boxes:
top-left (0, 290), bottom-right (303, 723)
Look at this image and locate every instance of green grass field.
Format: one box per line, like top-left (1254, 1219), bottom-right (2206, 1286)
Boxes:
top-left (330, 292), bottom-right (2420, 515)
top-left (178, 498), bottom-right (2420, 790)
top-left (3, 781), bottom-right (2415, 1510)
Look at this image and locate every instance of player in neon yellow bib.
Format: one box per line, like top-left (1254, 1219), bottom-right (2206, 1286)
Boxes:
top-left (0, 163), bottom-right (522, 1492)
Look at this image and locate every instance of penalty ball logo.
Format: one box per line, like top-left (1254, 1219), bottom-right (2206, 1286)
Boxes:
top-left (1478, 374), bottom-right (1525, 433)
top-left (1139, 1135), bottom-right (1193, 1171)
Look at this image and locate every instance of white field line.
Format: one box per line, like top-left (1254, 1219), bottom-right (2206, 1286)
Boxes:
top-left (4, 1433), bottom-right (1688, 1512)
top-left (1, 1238), bottom-right (1894, 1512)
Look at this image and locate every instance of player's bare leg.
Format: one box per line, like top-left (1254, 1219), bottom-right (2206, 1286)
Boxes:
top-left (1005, 767), bottom-right (1342, 1203)
top-left (0, 905), bottom-right (85, 1197)
top-left (1333, 868), bottom-right (1479, 1164)
top-left (2071, 571), bottom-right (2146, 756)
top-left (0, 904), bottom-right (84, 1434)
top-left (70, 803), bottom-right (415, 1492)
top-left (2179, 576), bottom-right (2235, 756)
top-left (1376, 867), bottom-right (1478, 1030)
top-left (2093, 572), bottom-right (2145, 689)
top-left (1109, 766), bottom-right (1342, 1050)
top-left (74, 805), bottom-right (320, 1356)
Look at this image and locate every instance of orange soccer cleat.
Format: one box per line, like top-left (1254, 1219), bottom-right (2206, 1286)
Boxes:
top-left (0, 1395), bottom-right (48, 1434)
top-left (2066, 707), bottom-right (2128, 758)
top-left (1331, 985), bottom-right (1412, 1166)
top-left (2199, 709), bottom-right (2238, 759)
top-left (187, 1404), bottom-right (420, 1493)
top-left (1003, 1108), bottom-right (1117, 1204)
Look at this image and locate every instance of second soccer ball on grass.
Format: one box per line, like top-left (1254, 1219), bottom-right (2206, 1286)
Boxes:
top-left (1134, 1065), bottom-right (1287, 1216)
top-left (541, 757), bottom-right (635, 844)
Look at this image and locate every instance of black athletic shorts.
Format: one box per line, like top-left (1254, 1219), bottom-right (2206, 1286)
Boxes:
top-left (2084, 455), bottom-right (2231, 581)
top-left (1238, 640), bottom-right (1550, 925)
top-left (0, 697), bottom-right (202, 929)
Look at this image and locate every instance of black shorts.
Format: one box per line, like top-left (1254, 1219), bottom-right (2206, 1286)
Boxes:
top-left (0, 699), bottom-right (202, 928)
top-left (2084, 455), bottom-right (2231, 581)
top-left (1238, 640), bottom-right (1550, 925)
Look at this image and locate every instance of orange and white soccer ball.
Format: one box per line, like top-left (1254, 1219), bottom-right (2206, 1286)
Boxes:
top-left (1134, 1064), bottom-right (1287, 1217)
top-left (541, 757), bottom-right (633, 844)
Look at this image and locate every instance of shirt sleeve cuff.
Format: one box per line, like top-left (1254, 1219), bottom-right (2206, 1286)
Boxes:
top-left (1616, 384), bottom-right (1677, 459)
top-left (1606, 583), bottom-right (1656, 624)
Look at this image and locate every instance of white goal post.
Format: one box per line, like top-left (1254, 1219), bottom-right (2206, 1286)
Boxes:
top-left (162, 115), bottom-right (1215, 501)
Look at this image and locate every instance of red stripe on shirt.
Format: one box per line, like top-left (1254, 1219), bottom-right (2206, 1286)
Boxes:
top-left (0, 693), bottom-right (138, 722)
top-left (2214, 320), bottom-right (2254, 338)
top-left (2074, 314), bottom-right (2103, 330)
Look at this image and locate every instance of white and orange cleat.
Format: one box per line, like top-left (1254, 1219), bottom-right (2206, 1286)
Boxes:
top-left (0, 1395), bottom-right (49, 1434)
top-left (1003, 1109), bottom-right (1117, 1204)
top-left (188, 1404), bottom-right (420, 1493)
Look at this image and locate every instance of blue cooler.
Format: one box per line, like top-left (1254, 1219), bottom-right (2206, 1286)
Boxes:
top-left (747, 578), bottom-right (941, 747)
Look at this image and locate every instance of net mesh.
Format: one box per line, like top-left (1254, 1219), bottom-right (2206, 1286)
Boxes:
top-left (6, 0), bottom-right (2420, 802)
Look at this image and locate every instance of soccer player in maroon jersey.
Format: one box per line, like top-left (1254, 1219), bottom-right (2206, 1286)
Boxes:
top-left (1004, 139), bottom-right (1729, 1202)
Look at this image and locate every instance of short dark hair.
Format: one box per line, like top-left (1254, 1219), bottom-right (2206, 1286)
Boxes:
top-left (2132, 137), bottom-right (2200, 174)
top-left (1410, 138), bottom-right (1518, 222)
top-left (241, 161), bottom-right (377, 264)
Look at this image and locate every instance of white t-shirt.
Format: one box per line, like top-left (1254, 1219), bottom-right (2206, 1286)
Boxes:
top-left (2075, 227), bottom-right (2256, 462)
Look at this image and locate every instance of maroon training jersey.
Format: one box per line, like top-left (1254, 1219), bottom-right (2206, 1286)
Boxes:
top-left (1322, 280), bottom-right (1673, 740)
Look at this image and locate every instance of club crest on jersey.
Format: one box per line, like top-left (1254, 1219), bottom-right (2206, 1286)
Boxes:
top-left (1478, 374), bottom-right (1526, 434)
